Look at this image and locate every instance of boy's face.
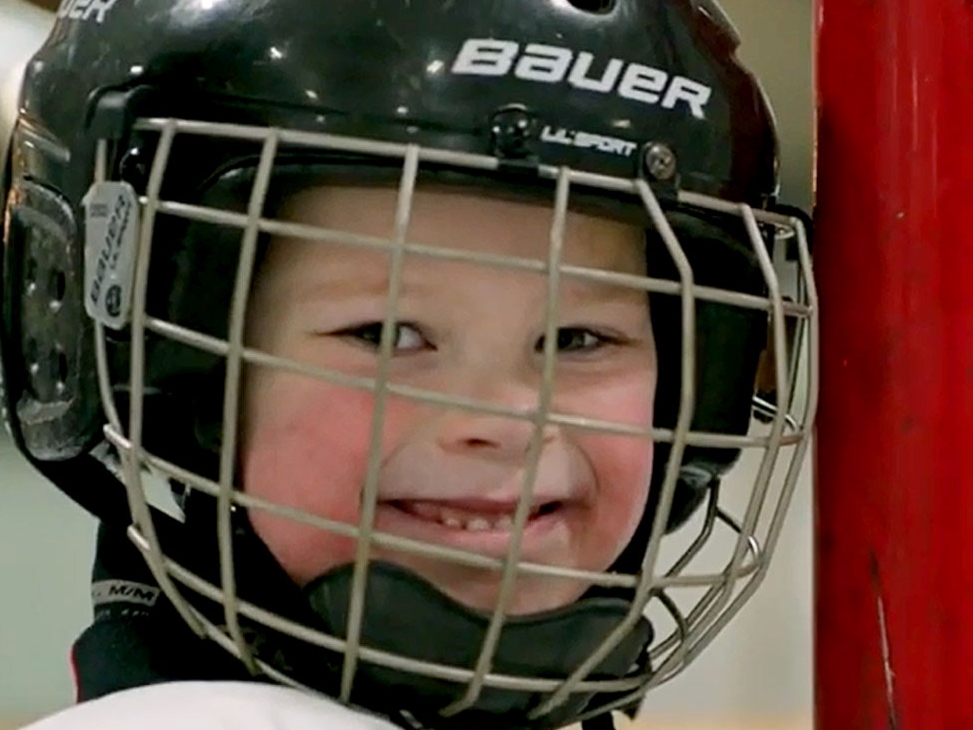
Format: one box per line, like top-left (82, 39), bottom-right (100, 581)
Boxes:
top-left (241, 185), bottom-right (656, 615)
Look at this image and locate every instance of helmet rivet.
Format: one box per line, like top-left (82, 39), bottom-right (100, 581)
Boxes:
top-left (489, 105), bottom-right (536, 159)
top-left (643, 142), bottom-right (677, 181)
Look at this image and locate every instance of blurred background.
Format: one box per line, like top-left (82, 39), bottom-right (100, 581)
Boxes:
top-left (0, 0), bottom-right (814, 727)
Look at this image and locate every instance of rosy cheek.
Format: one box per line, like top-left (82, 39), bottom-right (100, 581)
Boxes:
top-left (241, 379), bottom-right (417, 585)
top-left (572, 385), bottom-right (655, 565)
top-left (586, 434), bottom-right (653, 542)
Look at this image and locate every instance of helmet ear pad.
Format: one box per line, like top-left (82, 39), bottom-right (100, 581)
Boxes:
top-left (610, 215), bottom-right (769, 574)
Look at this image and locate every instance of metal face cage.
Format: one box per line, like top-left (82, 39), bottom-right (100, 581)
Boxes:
top-left (90, 117), bottom-right (817, 725)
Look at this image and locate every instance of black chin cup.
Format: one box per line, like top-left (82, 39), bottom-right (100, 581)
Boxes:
top-left (299, 561), bottom-right (653, 730)
top-left (162, 502), bottom-right (653, 730)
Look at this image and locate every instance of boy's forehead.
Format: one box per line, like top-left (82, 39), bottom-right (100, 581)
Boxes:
top-left (275, 184), bottom-right (646, 270)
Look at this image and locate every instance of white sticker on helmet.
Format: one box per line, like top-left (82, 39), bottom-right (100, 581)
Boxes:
top-left (451, 38), bottom-right (714, 120)
top-left (83, 181), bottom-right (140, 330)
top-left (57, 0), bottom-right (118, 25)
top-left (540, 125), bottom-right (637, 157)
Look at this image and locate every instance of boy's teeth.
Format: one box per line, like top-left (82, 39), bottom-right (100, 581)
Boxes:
top-left (399, 502), bottom-right (539, 531)
top-left (465, 517), bottom-right (492, 532)
top-left (438, 508), bottom-right (510, 532)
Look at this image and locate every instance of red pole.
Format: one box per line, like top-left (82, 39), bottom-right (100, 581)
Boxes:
top-left (815, 1), bottom-right (973, 727)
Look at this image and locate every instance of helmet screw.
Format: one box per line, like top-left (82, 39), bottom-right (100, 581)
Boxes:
top-left (490, 105), bottom-right (536, 159)
top-left (643, 142), bottom-right (677, 181)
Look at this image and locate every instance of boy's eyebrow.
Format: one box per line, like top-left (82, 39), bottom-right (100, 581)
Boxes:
top-left (296, 276), bottom-right (643, 304)
top-left (559, 277), bottom-right (650, 303)
top-left (293, 274), bottom-right (432, 303)
top-left (283, 253), bottom-right (647, 303)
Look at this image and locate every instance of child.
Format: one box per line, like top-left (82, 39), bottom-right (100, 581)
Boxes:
top-left (241, 184), bottom-right (657, 616)
top-left (0, 1), bottom-right (816, 728)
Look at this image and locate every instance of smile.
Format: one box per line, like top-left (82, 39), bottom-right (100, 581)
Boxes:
top-left (384, 499), bottom-right (563, 533)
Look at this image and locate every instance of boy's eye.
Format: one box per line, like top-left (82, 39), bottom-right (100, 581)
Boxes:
top-left (339, 322), bottom-right (429, 352)
top-left (536, 328), bottom-right (615, 353)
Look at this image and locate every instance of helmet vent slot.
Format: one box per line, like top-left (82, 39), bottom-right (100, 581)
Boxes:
top-left (566, 0), bottom-right (616, 14)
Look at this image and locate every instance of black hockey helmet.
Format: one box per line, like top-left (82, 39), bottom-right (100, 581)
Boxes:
top-left (1, 1), bottom-right (816, 728)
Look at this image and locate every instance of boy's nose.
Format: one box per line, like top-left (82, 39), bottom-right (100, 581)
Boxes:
top-left (434, 380), bottom-right (560, 462)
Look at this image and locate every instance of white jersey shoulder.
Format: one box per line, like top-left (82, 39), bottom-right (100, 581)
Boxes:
top-left (0, 0), bottom-right (55, 163)
top-left (22, 681), bottom-right (402, 730)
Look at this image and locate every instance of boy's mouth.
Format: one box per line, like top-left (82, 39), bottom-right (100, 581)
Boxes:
top-left (384, 499), bottom-right (563, 533)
